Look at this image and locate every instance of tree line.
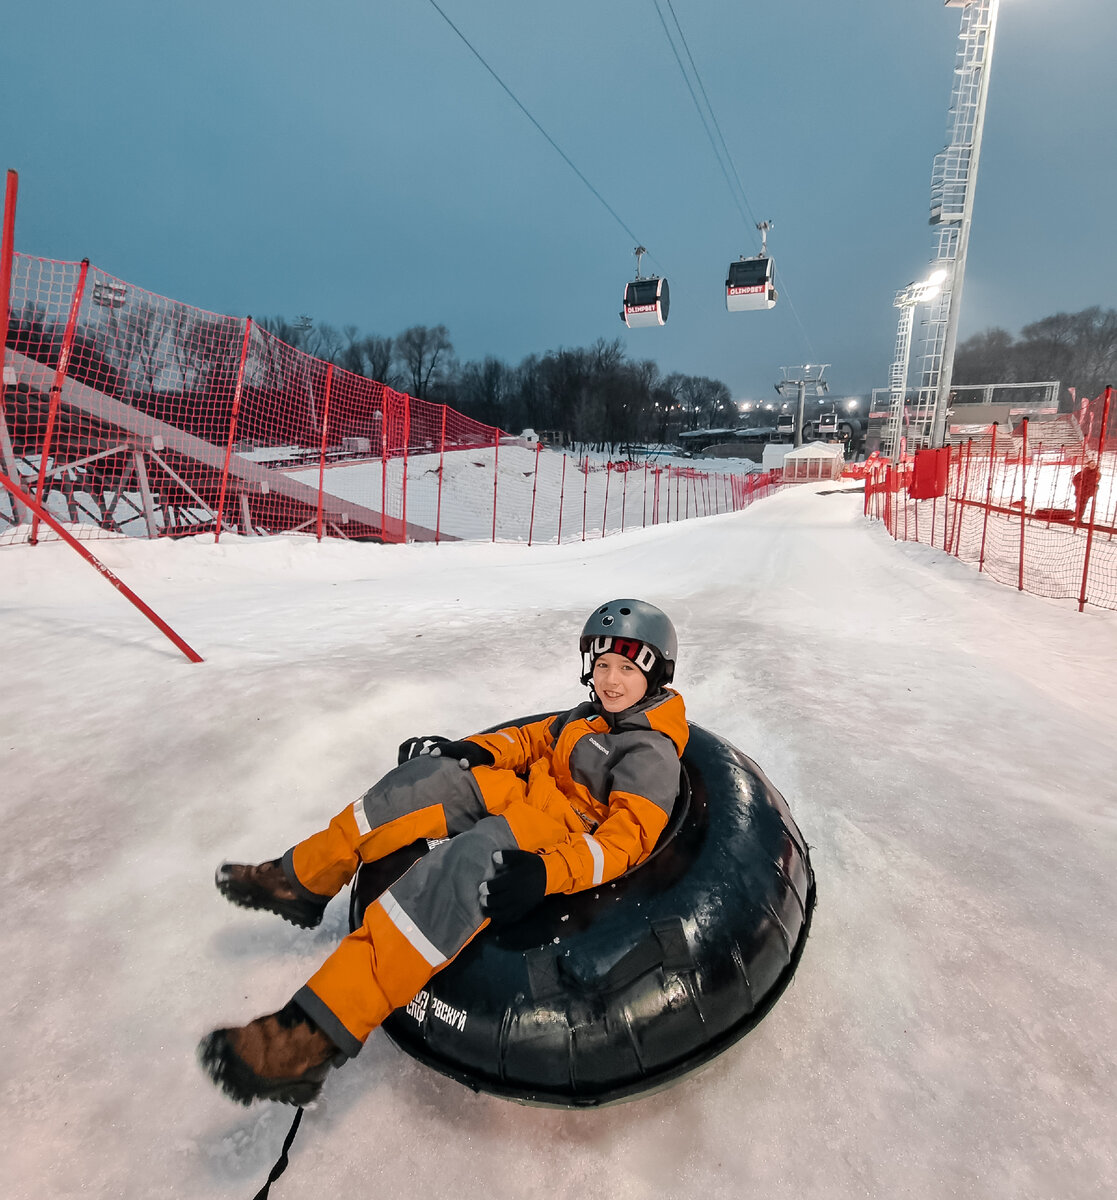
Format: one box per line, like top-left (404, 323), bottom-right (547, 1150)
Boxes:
top-left (259, 317), bottom-right (735, 449)
top-left (953, 306), bottom-right (1117, 403)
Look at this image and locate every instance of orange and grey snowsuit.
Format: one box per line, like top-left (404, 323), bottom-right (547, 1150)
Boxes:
top-left (286, 690), bottom-right (689, 1058)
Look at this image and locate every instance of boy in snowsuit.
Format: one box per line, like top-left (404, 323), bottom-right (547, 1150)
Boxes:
top-left (199, 598), bottom-right (688, 1106)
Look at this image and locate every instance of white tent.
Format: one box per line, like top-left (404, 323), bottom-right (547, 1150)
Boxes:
top-left (782, 440), bottom-right (845, 482)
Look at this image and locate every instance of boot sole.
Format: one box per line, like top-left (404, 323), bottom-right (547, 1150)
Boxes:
top-left (215, 870), bottom-right (326, 930)
top-left (198, 1030), bottom-right (328, 1107)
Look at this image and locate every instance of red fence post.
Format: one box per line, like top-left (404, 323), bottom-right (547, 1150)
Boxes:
top-left (556, 453), bottom-right (566, 545)
top-left (953, 440), bottom-right (973, 557)
top-left (1078, 386), bottom-right (1112, 612)
top-left (435, 405), bottom-right (447, 544)
top-left (380, 392), bottom-right (389, 537)
top-left (979, 423), bottom-right (998, 573)
top-left (528, 440), bottom-right (541, 546)
top-left (0, 169), bottom-right (14, 372)
top-left (316, 363), bottom-right (333, 542)
top-left (402, 394), bottom-right (412, 542)
top-left (0, 169), bottom-right (28, 525)
top-left (491, 427), bottom-right (499, 543)
top-left (214, 316), bottom-right (253, 543)
top-left (1018, 418), bottom-right (1028, 591)
top-left (29, 258), bottom-right (89, 545)
top-left (620, 463), bottom-right (628, 533)
top-left (581, 457), bottom-right (588, 542)
top-left (601, 461), bottom-right (611, 537)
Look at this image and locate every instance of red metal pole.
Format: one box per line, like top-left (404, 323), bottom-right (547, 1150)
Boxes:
top-left (556, 453), bottom-right (566, 545)
top-left (1017, 418), bottom-right (1028, 591)
top-left (214, 317), bottom-right (253, 543)
top-left (620, 463), bottom-right (628, 532)
top-left (978, 424), bottom-right (998, 572)
top-left (1078, 386), bottom-right (1112, 612)
top-left (29, 258), bottom-right (89, 545)
top-left (0, 170), bottom-right (25, 526)
top-left (402, 395), bottom-right (411, 542)
top-left (601, 461), bottom-right (611, 537)
top-left (1, 469), bottom-right (203, 662)
top-left (381, 391), bottom-right (389, 540)
top-left (527, 440), bottom-right (541, 545)
top-left (643, 461), bottom-right (648, 528)
top-left (316, 363), bottom-right (333, 542)
top-left (581, 457), bottom-right (588, 542)
top-left (0, 169), bottom-right (16, 399)
top-left (491, 427), bottom-right (499, 543)
top-left (953, 440), bottom-right (973, 557)
top-left (435, 404), bottom-right (446, 544)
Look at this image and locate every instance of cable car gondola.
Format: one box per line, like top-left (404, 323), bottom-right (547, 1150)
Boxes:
top-left (817, 408), bottom-right (839, 436)
top-left (621, 246), bottom-right (669, 328)
top-left (726, 221), bottom-right (777, 313)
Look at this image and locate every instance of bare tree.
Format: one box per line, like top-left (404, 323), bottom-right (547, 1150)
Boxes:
top-left (395, 325), bottom-right (454, 399)
top-left (955, 308), bottom-right (1117, 405)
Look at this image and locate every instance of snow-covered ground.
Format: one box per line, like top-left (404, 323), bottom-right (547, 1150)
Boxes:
top-left (1, 484), bottom-right (1114, 1200)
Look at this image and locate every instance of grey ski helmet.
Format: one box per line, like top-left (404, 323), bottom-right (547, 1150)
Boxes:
top-left (579, 599), bottom-right (678, 687)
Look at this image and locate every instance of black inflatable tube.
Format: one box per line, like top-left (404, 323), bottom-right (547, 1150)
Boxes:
top-left (349, 721), bottom-right (815, 1108)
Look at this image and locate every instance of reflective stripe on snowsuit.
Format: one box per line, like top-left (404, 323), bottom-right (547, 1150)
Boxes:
top-left (286, 690), bottom-right (687, 1058)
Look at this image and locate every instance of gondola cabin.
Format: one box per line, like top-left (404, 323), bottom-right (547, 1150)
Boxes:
top-left (621, 276), bottom-right (670, 328)
top-left (817, 409), bottom-right (839, 436)
top-left (726, 256), bottom-right (777, 312)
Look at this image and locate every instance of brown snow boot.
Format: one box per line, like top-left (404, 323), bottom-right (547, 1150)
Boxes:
top-left (198, 1000), bottom-right (341, 1106)
top-left (215, 859), bottom-right (327, 929)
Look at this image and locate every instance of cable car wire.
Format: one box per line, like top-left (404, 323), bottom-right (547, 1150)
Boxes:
top-left (654, 0), bottom-right (759, 240)
top-left (423, 0), bottom-right (661, 267)
top-left (651, 0), bottom-right (816, 358)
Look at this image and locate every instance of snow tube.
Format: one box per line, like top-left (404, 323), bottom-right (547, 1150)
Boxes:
top-left (348, 720), bottom-right (815, 1107)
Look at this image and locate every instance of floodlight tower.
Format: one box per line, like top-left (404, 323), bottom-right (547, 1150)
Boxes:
top-left (884, 271), bottom-right (946, 460)
top-left (909, 0), bottom-right (1002, 450)
top-left (776, 364), bottom-right (829, 447)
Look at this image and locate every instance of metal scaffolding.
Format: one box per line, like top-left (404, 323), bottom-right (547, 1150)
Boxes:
top-left (887, 0), bottom-right (1002, 454)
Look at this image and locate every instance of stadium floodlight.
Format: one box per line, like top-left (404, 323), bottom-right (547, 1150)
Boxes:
top-left (885, 270), bottom-right (948, 461)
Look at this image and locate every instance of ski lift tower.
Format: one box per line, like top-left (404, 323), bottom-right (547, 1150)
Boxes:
top-left (905, 0), bottom-right (1002, 451)
top-left (776, 364), bottom-right (829, 448)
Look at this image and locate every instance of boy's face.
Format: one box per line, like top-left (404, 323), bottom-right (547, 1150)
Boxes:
top-left (592, 651), bottom-right (649, 713)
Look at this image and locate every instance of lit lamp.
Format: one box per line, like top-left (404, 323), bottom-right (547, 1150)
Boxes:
top-left (887, 269), bottom-right (947, 461)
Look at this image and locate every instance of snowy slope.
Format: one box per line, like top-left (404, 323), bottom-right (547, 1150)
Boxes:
top-left (1, 484), bottom-right (1114, 1200)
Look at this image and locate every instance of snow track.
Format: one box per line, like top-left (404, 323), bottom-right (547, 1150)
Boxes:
top-left (1, 483), bottom-right (1114, 1199)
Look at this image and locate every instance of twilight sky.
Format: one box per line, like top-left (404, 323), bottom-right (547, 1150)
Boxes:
top-left (3, 0), bottom-right (1114, 403)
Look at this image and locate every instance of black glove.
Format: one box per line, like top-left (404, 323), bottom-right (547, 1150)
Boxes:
top-left (427, 739), bottom-right (494, 768)
top-left (397, 736), bottom-right (495, 769)
top-left (398, 735), bottom-right (451, 764)
top-left (480, 849), bottom-right (547, 925)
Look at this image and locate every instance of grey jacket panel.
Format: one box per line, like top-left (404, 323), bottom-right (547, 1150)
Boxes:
top-left (389, 815), bottom-right (518, 960)
top-left (567, 727), bottom-right (680, 817)
top-left (359, 754), bottom-right (487, 836)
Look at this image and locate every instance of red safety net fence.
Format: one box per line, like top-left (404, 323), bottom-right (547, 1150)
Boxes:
top-left (864, 389), bottom-right (1116, 613)
top-left (0, 251), bottom-right (776, 548)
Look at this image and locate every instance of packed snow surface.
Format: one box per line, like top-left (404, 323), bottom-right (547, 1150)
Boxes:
top-left (1, 484), bottom-right (1114, 1200)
